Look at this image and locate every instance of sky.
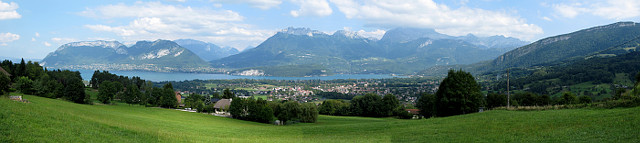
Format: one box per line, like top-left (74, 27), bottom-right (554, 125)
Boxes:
top-left (1, 0), bottom-right (639, 59)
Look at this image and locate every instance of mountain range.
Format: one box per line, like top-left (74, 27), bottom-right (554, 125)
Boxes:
top-left (41, 22), bottom-right (640, 77)
top-left (41, 40), bottom-right (211, 71)
top-left (212, 27), bottom-right (528, 74)
top-left (420, 22), bottom-right (640, 76)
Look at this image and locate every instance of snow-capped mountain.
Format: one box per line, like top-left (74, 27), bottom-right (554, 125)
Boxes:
top-left (41, 40), bottom-right (210, 69)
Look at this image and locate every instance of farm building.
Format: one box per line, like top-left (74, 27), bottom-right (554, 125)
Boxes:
top-left (213, 99), bottom-right (231, 111)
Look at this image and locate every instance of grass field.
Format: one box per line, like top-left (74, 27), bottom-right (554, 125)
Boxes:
top-left (2, 94), bottom-right (639, 142)
top-left (549, 82), bottom-right (613, 101)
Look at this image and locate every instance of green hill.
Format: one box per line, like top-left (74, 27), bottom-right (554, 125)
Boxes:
top-left (491, 22), bottom-right (640, 70)
top-left (420, 22), bottom-right (640, 76)
top-left (2, 94), bottom-right (639, 142)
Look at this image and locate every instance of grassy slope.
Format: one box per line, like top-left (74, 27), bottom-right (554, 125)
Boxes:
top-left (2, 94), bottom-right (639, 142)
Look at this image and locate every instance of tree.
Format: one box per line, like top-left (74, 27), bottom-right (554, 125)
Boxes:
top-left (380, 94), bottom-right (399, 117)
top-left (435, 69), bottom-right (485, 117)
top-left (636, 71), bottom-right (640, 86)
top-left (252, 98), bottom-right (274, 123)
top-left (15, 76), bottom-right (34, 94)
top-left (223, 88), bottom-right (235, 99)
top-left (277, 101), bottom-right (302, 125)
top-left (416, 93), bottom-right (436, 118)
top-left (614, 88), bottom-right (626, 100)
top-left (486, 93), bottom-right (506, 109)
top-left (185, 93), bottom-right (205, 111)
top-left (537, 94), bottom-right (551, 106)
top-left (112, 81), bottom-right (124, 98)
top-left (0, 72), bottom-right (10, 95)
top-left (513, 92), bottom-right (538, 106)
top-left (319, 99), bottom-right (349, 115)
top-left (163, 83), bottom-right (173, 90)
top-left (229, 97), bottom-right (248, 119)
top-left (64, 77), bottom-right (89, 104)
top-left (560, 91), bottom-right (577, 105)
top-left (16, 58), bottom-right (25, 77)
top-left (299, 103), bottom-right (318, 123)
top-left (157, 85), bottom-right (177, 108)
top-left (350, 93), bottom-right (382, 117)
top-left (98, 81), bottom-right (116, 104)
top-left (33, 74), bottom-right (61, 98)
top-left (578, 96), bottom-right (592, 104)
top-left (394, 106), bottom-right (413, 119)
top-left (211, 92), bottom-right (221, 99)
top-left (229, 97), bottom-right (275, 123)
top-left (123, 85), bottom-right (142, 105)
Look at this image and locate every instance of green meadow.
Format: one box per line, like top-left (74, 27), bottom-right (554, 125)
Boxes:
top-left (2, 94), bottom-right (639, 142)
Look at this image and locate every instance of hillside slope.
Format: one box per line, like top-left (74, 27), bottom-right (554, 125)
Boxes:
top-left (2, 94), bottom-right (639, 142)
top-left (421, 22), bottom-right (640, 76)
top-left (492, 22), bottom-right (640, 69)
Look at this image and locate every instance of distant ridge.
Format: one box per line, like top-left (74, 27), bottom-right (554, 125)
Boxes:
top-left (173, 39), bottom-right (239, 61)
top-left (41, 39), bottom-right (211, 72)
top-left (212, 27), bottom-right (528, 74)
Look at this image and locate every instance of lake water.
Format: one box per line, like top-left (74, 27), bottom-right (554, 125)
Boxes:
top-left (75, 69), bottom-right (405, 82)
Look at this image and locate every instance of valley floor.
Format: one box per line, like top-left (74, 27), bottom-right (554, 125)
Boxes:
top-left (1, 94), bottom-right (639, 142)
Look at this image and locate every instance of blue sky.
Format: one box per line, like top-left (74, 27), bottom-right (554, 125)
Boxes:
top-left (1, 0), bottom-right (639, 59)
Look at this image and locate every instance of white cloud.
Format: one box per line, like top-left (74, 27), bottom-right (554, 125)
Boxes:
top-left (0, 0), bottom-right (20, 20)
top-left (35, 32), bottom-right (40, 37)
top-left (44, 41), bottom-right (51, 47)
top-left (552, 0), bottom-right (640, 20)
top-left (210, 0), bottom-right (282, 10)
top-left (51, 37), bottom-right (78, 44)
top-left (31, 37), bottom-right (35, 41)
top-left (542, 16), bottom-right (552, 21)
top-left (211, 0), bottom-right (332, 17)
top-left (354, 29), bottom-right (385, 40)
top-left (552, 3), bottom-right (587, 18)
top-left (0, 32), bottom-right (19, 42)
top-left (289, 0), bottom-right (332, 17)
top-left (330, 0), bottom-right (543, 41)
top-left (81, 1), bottom-right (272, 50)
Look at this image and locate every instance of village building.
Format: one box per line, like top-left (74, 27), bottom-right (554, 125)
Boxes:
top-left (175, 92), bottom-right (184, 107)
top-left (213, 99), bottom-right (232, 115)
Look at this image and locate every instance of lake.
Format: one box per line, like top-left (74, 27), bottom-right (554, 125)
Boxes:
top-left (75, 69), bottom-right (405, 82)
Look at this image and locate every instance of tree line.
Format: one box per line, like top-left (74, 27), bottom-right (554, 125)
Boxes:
top-left (1, 59), bottom-right (88, 104)
top-left (91, 70), bottom-right (177, 108)
top-left (229, 98), bottom-right (319, 125)
top-left (317, 93), bottom-right (412, 119)
top-left (179, 88), bottom-right (319, 125)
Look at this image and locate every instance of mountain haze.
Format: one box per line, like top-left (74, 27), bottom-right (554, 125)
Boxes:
top-left (173, 39), bottom-right (239, 61)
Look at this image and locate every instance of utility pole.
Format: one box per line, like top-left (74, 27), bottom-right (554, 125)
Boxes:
top-left (507, 68), bottom-right (510, 108)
